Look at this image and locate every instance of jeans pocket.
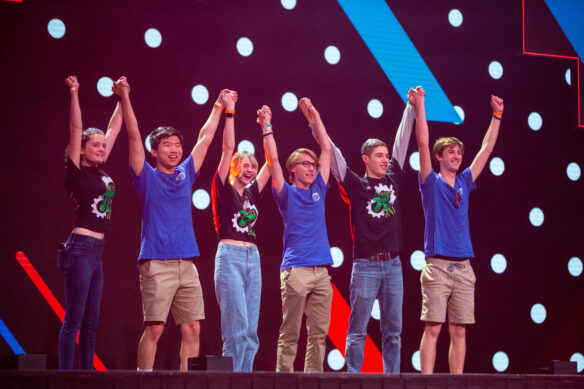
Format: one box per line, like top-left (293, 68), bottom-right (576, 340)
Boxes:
top-left (57, 243), bottom-right (67, 269)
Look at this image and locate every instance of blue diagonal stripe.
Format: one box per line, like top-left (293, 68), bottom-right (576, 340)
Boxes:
top-left (338, 0), bottom-right (462, 123)
top-left (0, 318), bottom-right (25, 355)
top-left (544, 0), bottom-right (584, 60)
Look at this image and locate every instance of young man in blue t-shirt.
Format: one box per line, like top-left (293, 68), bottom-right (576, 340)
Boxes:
top-left (115, 79), bottom-right (233, 371)
top-left (411, 87), bottom-right (504, 374)
top-left (259, 99), bottom-right (333, 372)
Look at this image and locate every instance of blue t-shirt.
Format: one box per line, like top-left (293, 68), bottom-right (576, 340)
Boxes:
top-left (272, 173), bottom-right (333, 271)
top-left (131, 155), bottom-right (200, 261)
top-left (419, 168), bottom-right (477, 259)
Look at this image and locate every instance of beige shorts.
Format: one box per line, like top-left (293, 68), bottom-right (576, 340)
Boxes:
top-left (420, 257), bottom-right (475, 324)
top-left (139, 259), bottom-right (205, 325)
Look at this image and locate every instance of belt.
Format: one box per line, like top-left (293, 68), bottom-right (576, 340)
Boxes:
top-left (366, 252), bottom-right (396, 262)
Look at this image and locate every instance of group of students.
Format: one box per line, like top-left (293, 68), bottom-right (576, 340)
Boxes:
top-left (59, 75), bottom-right (503, 374)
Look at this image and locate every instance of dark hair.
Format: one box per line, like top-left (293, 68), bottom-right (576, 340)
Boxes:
top-left (361, 138), bottom-right (388, 157)
top-left (149, 126), bottom-right (184, 152)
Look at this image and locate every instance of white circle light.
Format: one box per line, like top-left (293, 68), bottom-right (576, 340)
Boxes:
top-left (492, 351), bottom-right (509, 372)
top-left (97, 77), bottom-right (114, 97)
top-left (489, 157), bottom-right (505, 176)
top-left (144, 28), bottom-right (162, 48)
top-left (488, 61), bottom-right (503, 80)
top-left (448, 9), bottom-right (463, 27)
top-left (367, 99), bottom-right (383, 118)
top-left (409, 152), bottom-right (420, 172)
top-left (236, 37), bottom-right (253, 57)
top-left (327, 349), bottom-right (345, 371)
top-left (568, 257), bottom-right (583, 277)
top-left (237, 140), bottom-right (255, 154)
top-left (191, 85), bottom-right (209, 105)
top-left (145, 134), bottom-right (152, 153)
top-left (567, 162), bottom-right (581, 181)
top-left (324, 45), bottom-right (341, 65)
top-left (566, 69), bottom-right (572, 85)
top-left (570, 353), bottom-right (584, 373)
top-left (529, 207), bottom-right (544, 227)
top-left (531, 303), bottom-right (546, 324)
top-left (528, 112), bottom-right (543, 131)
top-left (330, 247), bottom-right (344, 268)
top-left (412, 350), bottom-right (421, 371)
top-left (192, 189), bottom-right (210, 210)
top-left (454, 105), bottom-right (465, 124)
top-left (410, 250), bottom-right (425, 271)
top-left (491, 254), bottom-right (507, 274)
top-left (371, 299), bottom-right (380, 320)
top-left (281, 92), bottom-right (298, 112)
top-left (281, 0), bottom-right (297, 10)
top-left (48, 18), bottom-right (66, 39)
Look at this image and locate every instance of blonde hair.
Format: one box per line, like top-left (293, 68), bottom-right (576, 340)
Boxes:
top-left (432, 137), bottom-right (464, 163)
top-left (285, 148), bottom-right (318, 184)
top-left (229, 151), bottom-right (259, 183)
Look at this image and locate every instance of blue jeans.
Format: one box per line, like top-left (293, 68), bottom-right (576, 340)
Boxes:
top-left (345, 256), bottom-right (403, 373)
top-left (58, 233), bottom-right (104, 370)
top-left (214, 242), bottom-right (261, 372)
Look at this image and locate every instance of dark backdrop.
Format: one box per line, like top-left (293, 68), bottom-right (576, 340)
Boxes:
top-left (0, 0), bottom-right (582, 373)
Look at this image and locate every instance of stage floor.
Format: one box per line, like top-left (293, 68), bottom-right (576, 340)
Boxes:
top-left (1, 370), bottom-right (584, 389)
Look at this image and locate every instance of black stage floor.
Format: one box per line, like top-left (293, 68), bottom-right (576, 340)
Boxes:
top-left (1, 370), bottom-right (584, 389)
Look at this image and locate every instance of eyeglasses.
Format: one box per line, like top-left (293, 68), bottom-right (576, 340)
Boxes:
top-left (455, 188), bottom-right (463, 209)
top-left (295, 161), bottom-right (319, 169)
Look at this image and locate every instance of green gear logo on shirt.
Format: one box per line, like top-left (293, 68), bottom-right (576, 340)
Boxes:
top-left (366, 183), bottom-right (396, 219)
top-left (91, 176), bottom-right (115, 219)
top-left (231, 199), bottom-right (258, 238)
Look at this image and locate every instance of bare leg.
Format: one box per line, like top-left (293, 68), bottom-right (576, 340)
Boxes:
top-left (137, 322), bottom-right (164, 370)
top-left (179, 320), bottom-right (200, 371)
top-left (448, 323), bottom-right (466, 374)
top-left (420, 321), bottom-right (442, 374)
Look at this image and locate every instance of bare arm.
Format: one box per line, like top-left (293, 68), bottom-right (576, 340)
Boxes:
top-left (103, 101), bottom-right (123, 163)
top-left (255, 162), bottom-right (271, 192)
top-left (216, 90), bottom-right (237, 184)
top-left (113, 77), bottom-right (145, 176)
top-left (299, 98), bottom-right (332, 184)
top-left (392, 99), bottom-right (416, 170)
top-left (191, 90), bottom-right (228, 174)
top-left (470, 95), bottom-right (504, 182)
top-left (409, 87), bottom-right (432, 183)
top-left (65, 75), bottom-right (82, 168)
top-left (259, 105), bottom-right (285, 195)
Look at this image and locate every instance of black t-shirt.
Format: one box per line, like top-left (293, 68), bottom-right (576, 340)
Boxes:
top-left (211, 172), bottom-right (261, 244)
top-left (338, 157), bottom-right (403, 258)
top-left (65, 157), bottom-right (115, 233)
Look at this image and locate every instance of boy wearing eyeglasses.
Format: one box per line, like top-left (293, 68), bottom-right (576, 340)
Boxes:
top-left (259, 98), bottom-right (334, 372)
top-left (411, 87), bottom-right (504, 374)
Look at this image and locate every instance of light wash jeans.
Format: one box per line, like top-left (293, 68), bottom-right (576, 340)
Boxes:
top-left (58, 233), bottom-right (104, 370)
top-left (345, 255), bottom-right (403, 373)
top-left (214, 242), bottom-right (261, 372)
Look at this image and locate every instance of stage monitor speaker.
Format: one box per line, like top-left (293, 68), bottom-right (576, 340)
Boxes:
top-left (537, 360), bottom-right (577, 374)
top-left (0, 354), bottom-right (47, 370)
top-left (188, 356), bottom-right (233, 371)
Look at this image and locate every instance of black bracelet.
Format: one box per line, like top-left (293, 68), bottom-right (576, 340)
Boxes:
top-left (262, 130), bottom-right (273, 137)
top-left (493, 114), bottom-right (502, 120)
top-left (225, 113), bottom-right (235, 118)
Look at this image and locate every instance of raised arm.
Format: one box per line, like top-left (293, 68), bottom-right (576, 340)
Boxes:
top-left (470, 95), bottom-right (504, 182)
top-left (255, 162), bottom-right (271, 192)
top-left (216, 90), bottom-right (238, 184)
top-left (113, 77), bottom-right (145, 176)
top-left (259, 105), bottom-right (285, 195)
top-left (299, 98), bottom-right (332, 184)
top-left (392, 95), bottom-right (417, 170)
top-left (65, 75), bottom-right (82, 168)
top-left (409, 87), bottom-right (431, 183)
top-left (103, 100), bottom-right (123, 163)
top-left (191, 90), bottom-right (228, 174)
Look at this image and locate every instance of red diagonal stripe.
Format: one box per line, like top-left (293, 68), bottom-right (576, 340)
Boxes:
top-left (15, 251), bottom-right (107, 371)
top-left (328, 282), bottom-right (383, 372)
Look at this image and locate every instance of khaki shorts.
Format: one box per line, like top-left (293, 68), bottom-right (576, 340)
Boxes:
top-left (139, 259), bottom-right (205, 325)
top-left (420, 257), bottom-right (475, 324)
